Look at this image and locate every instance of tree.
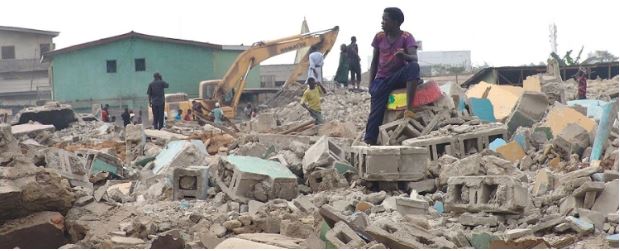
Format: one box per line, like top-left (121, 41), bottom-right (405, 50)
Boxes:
top-left (582, 50), bottom-right (619, 64)
top-left (550, 46), bottom-right (584, 66)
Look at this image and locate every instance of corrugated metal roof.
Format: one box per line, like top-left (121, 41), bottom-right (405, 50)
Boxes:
top-left (43, 31), bottom-right (246, 60)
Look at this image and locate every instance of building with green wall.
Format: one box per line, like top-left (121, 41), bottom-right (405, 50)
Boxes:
top-left (44, 31), bottom-right (260, 112)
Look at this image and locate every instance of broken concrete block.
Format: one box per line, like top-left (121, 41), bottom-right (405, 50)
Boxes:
top-left (395, 196), bottom-right (429, 216)
top-left (583, 191), bottom-right (598, 209)
top-left (577, 208), bottom-right (605, 230)
top-left (572, 181), bottom-right (605, 197)
top-left (11, 123), bottom-right (55, 137)
top-left (407, 179), bottom-right (436, 194)
top-left (302, 136), bottom-right (345, 174)
top-left (544, 104), bottom-right (597, 137)
top-left (470, 232), bottom-right (500, 249)
top-left (445, 176), bottom-right (528, 214)
top-left (553, 222), bottom-right (571, 233)
top-left (459, 213), bottom-right (500, 226)
top-left (350, 145), bottom-right (428, 181)
top-left (236, 233), bottom-right (304, 249)
top-left (592, 179), bottom-right (619, 215)
top-left (253, 112), bottom-right (278, 133)
top-left (211, 155), bottom-right (298, 203)
top-left (438, 154), bottom-right (484, 186)
top-left (553, 123), bottom-right (591, 157)
top-left (0, 163), bottom-right (75, 222)
top-left (531, 215), bottom-right (564, 232)
top-left (608, 234), bottom-right (619, 248)
top-left (532, 169), bottom-right (554, 196)
top-left (152, 140), bottom-right (208, 175)
top-left (456, 125), bottom-right (508, 157)
top-left (565, 216), bottom-right (594, 234)
top-left (607, 213), bottom-right (619, 223)
top-left (307, 168), bottom-right (348, 192)
top-left (403, 135), bottom-right (456, 160)
top-left (365, 221), bottom-right (423, 249)
top-left (0, 211), bottom-right (67, 248)
top-left (364, 191), bottom-right (387, 204)
top-left (325, 221), bottom-right (367, 248)
top-left (280, 220), bottom-right (313, 239)
top-left (505, 91), bottom-right (548, 134)
top-left (496, 141), bottom-right (526, 162)
top-left (173, 166), bottom-right (209, 200)
top-left (43, 148), bottom-right (90, 188)
top-left (504, 229), bottom-right (533, 241)
top-left (215, 237), bottom-right (280, 249)
top-left (293, 196), bottom-right (317, 213)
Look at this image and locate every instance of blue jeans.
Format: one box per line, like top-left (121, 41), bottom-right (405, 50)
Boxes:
top-left (364, 62), bottom-right (420, 144)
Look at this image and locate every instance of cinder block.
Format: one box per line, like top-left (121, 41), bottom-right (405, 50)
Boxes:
top-left (173, 166), bottom-right (210, 200)
top-left (402, 135), bottom-right (456, 160)
top-left (211, 155), bottom-right (298, 203)
top-left (350, 145), bottom-right (429, 181)
top-left (445, 176), bottom-right (528, 214)
top-left (325, 222), bottom-right (367, 248)
top-left (553, 123), bottom-right (590, 157)
top-left (395, 197), bottom-right (429, 215)
top-left (302, 136), bottom-right (345, 173)
top-left (0, 211), bottom-right (67, 249)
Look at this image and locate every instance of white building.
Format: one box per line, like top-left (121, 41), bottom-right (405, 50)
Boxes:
top-left (0, 26), bottom-right (59, 108)
top-left (418, 50), bottom-right (472, 76)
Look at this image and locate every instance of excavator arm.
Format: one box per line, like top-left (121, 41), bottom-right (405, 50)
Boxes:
top-left (200, 26), bottom-right (339, 117)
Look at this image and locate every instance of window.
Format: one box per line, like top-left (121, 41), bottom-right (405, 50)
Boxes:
top-left (134, 58), bottom-right (145, 71)
top-left (1, 46), bottom-right (15, 59)
top-left (106, 60), bottom-right (117, 73)
top-left (40, 44), bottom-right (51, 55)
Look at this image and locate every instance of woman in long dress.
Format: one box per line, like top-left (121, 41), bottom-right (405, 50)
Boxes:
top-left (334, 44), bottom-right (350, 88)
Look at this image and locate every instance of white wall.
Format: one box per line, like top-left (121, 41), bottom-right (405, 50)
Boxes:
top-left (0, 30), bottom-right (55, 59)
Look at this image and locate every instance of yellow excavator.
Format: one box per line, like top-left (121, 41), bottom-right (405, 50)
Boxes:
top-left (196, 26), bottom-right (340, 119)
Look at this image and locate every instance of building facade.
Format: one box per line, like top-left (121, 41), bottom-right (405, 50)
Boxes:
top-left (418, 50), bottom-right (472, 77)
top-left (260, 64), bottom-right (307, 87)
top-left (44, 32), bottom-right (260, 112)
top-left (0, 26), bottom-right (58, 110)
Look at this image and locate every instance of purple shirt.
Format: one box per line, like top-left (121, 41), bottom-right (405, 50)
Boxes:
top-left (371, 31), bottom-right (416, 79)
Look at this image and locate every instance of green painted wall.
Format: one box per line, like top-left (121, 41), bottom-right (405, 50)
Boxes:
top-left (51, 37), bottom-right (260, 109)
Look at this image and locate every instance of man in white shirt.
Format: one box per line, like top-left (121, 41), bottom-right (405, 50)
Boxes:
top-left (306, 45), bottom-right (324, 84)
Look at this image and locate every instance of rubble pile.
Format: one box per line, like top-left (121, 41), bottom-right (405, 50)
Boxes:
top-left (0, 69), bottom-right (618, 249)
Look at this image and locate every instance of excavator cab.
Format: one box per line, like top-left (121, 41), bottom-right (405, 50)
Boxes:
top-left (197, 80), bottom-right (234, 119)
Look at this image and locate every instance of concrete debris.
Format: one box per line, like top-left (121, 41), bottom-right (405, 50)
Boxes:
top-left (0, 68), bottom-right (616, 248)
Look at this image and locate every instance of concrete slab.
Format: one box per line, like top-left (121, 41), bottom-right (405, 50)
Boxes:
top-left (469, 98), bottom-right (496, 122)
top-left (11, 123), bottom-right (55, 136)
top-left (544, 104), bottom-right (597, 137)
top-left (0, 211), bottom-right (67, 249)
top-left (466, 81), bottom-right (524, 121)
top-left (496, 141), bottom-right (525, 162)
top-left (144, 129), bottom-right (188, 141)
top-left (591, 179), bottom-right (619, 215)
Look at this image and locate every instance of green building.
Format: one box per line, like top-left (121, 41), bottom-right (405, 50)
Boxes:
top-left (44, 31), bottom-right (260, 112)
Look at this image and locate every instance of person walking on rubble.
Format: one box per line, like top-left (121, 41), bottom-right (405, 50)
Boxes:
top-left (301, 77), bottom-right (326, 125)
top-left (348, 36), bottom-right (362, 90)
top-left (121, 107), bottom-right (131, 127)
top-left (147, 72), bottom-right (169, 130)
top-left (307, 45), bottom-right (324, 86)
top-left (334, 44), bottom-right (350, 88)
top-left (211, 102), bottom-right (224, 125)
top-left (576, 68), bottom-right (588, 100)
top-left (364, 7), bottom-right (421, 145)
top-left (101, 104), bottom-right (110, 122)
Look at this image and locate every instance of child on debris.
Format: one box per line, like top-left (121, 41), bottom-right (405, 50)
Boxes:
top-left (211, 103), bottom-right (224, 125)
top-left (174, 109), bottom-right (182, 121)
top-left (300, 77), bottom-right (326, 125)
top-left (184, 109), bottom-right (192, 121)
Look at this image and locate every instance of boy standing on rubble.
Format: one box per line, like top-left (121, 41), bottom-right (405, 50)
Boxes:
top-left (301, 77), bottom-right (326, 125)
top-left (364, 7), bottom-right (421, 145)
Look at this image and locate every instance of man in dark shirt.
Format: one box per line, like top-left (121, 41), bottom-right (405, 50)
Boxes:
top-left (121, 107), bottom-right (131, 127)
top-left (147, 72), bottom-right (169, 130)
top-left (348, 36), bottom-right (362, 90)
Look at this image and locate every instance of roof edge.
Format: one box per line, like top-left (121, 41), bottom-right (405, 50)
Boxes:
top-left (0, 26), bottom-right (59, 37)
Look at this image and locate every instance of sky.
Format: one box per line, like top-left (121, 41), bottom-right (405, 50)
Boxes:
top-left (2, 0), bottom-right (618, 79)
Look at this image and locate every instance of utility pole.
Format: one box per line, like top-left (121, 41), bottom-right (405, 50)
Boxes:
top-left (549, 23), bottom-right (558, 54)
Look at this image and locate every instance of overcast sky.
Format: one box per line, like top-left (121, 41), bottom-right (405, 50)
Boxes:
top-left (2, 0), bottom-right (618, 78)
